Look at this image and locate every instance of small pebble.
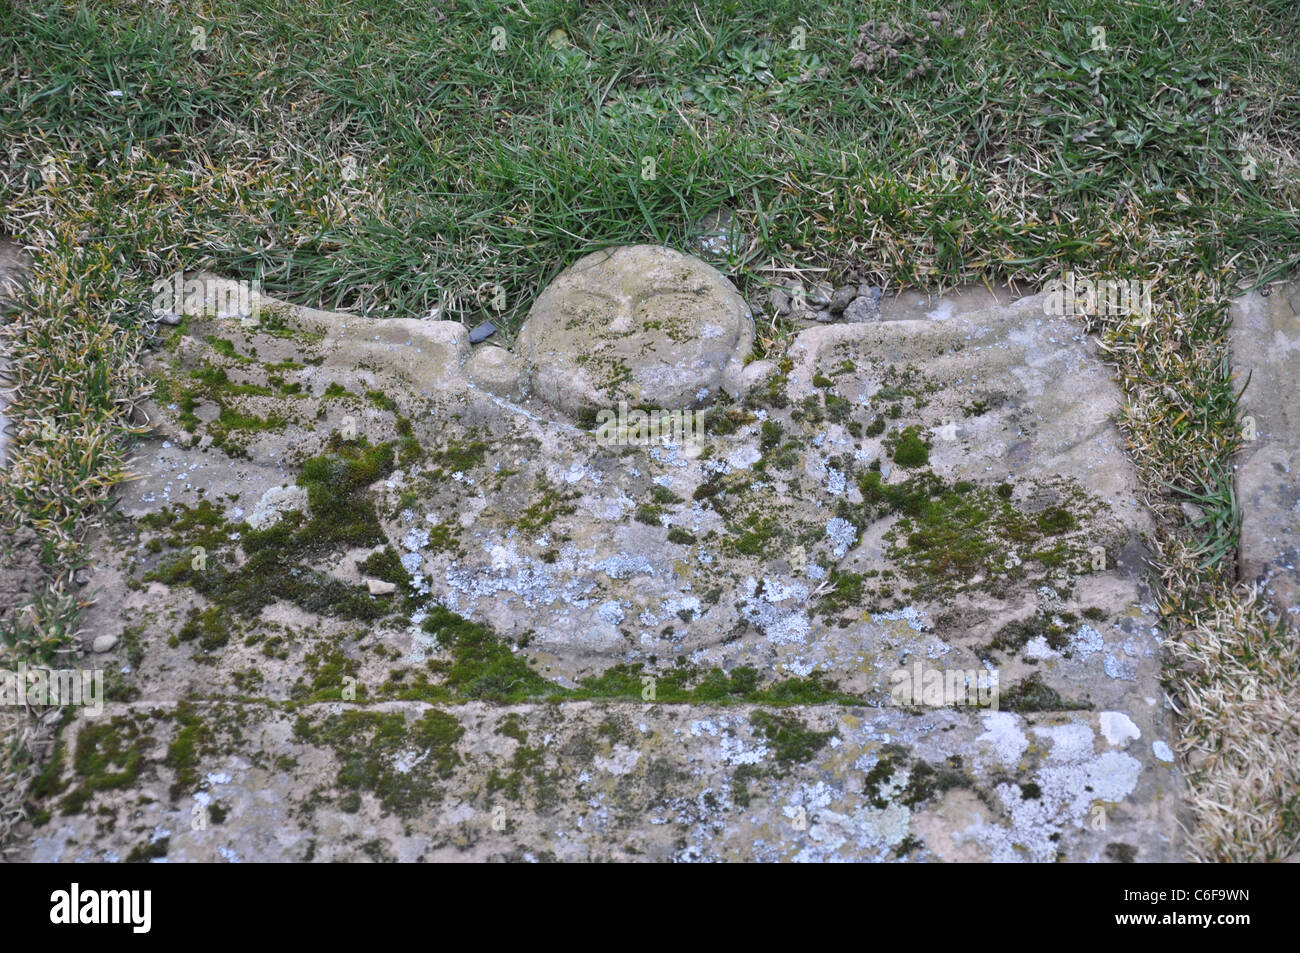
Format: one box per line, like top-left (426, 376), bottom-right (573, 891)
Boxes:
top-left (91, 634), bottom-right (118, 653)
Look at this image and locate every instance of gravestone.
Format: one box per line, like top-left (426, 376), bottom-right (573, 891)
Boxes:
top-left (16, 267), bottom-right (1182, 863)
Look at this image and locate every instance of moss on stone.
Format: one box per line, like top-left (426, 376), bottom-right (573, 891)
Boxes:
top-left (165, 703), bottom-right (211, 801)
top-left (57, 715), bottom-right (149, 814)
top-left (748, 710), bottom-right (833, 768)
top-left (358, 545), bottom-right (412, 590)
top-left (1000, 673), bottom-right (1092, 712)
top-left (890, 426), bottom-right (929, 468)
top-left (422, 606), bottom-right (553, 702)
top-left (295, 708), bottom-right (463, 818)
top-left (145, 438), bottom-right (401, 622)
top-left (177, 605), bottom-right (230, 652)
top-left (512, 479), bottom-right (576, 533)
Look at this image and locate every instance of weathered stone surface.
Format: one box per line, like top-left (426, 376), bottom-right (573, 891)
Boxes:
top-left (767, 288), bottom-right (790, 316)
top-left (28, 699), bottom-right (1179, 862)
top-left (842, 294), bottom-right (879, 322)
top-left (515, 245), bottom-right (754, 416)
top-left (737, 358), bottom-right (778, 396)
top-left (12, 279), bottom-right (1183, 862)
top-left (1230, 278), bottom-right (1300, 615)
top-left (464, 344), bottom-right (525, 400)
top-left (247, 485), bottom-right (309, 530)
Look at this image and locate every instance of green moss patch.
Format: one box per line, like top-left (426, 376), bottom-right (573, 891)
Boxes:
top-left (842, 471), bottom-right (1095, 606)
top-left (55, 715), bottom-right (150, 814)
top-left (145, 438), bottom-right (401, 625)
top-left (294, 708), bottom-right (463, 818)
top-left (889, 426), bottom-right (930, 468)
top-left (422, 606), bottom-right (553, 703)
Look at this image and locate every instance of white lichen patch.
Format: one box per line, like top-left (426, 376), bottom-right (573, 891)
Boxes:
top-left (1069, 624), bottom-right (1104, 659)
top-left (594, 744), bottom-right (641, 776)
top-left (977, 712), bottom-right (1029, 767)
top-left (246, 484), bottom-right (309, 530)
top-left (962, 720), bottom-right (1142, 862)
top-left (1099, 711), bottom-right (1141, 747)
top-left (786, 773), bottom-right (913, 863)
top-left (825, 517), bottom-right (858, 558)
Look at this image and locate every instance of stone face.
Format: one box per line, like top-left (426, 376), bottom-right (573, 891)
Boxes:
top-left (1230, 279), bottom-right (1300, 614)
top-left (15, 280), bottom-right (1182, 863)
top-left (515, 245), bottom-right (754, 416)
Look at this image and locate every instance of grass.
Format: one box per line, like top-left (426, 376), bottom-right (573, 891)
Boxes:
top-left (1, 0), bottom-right (1299, 859)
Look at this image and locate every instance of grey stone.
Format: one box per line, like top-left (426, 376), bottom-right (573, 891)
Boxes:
top-left (468, 320), bottom-right (497, 344)
top-left (90, 634), bottom-right (118, 654)
top-left (27, 700), bottom-right (1179, 862)
top-left (1230, 278), bottom-right (1300, 613)
top-left (365, 578), bottom-right (396, 595)
top-left (737, 358), bottom-right (779, 397)
top-left (812, 308), bottom-right (834, 323)
top-left (515, 245), bottom-right (753, 416)
top-left (843, 293), bottom-right (881, 323)
top-left (808, 281), bottom-right (833, 307)
top-left (692, 208), bottom-right (747, 259)
top-left (18, 279), bottom-right (1180, 864)
top-left (829, 285), bottom-right (858, 314)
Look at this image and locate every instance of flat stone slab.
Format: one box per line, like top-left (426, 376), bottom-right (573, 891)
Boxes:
top-left (1230, 278), bottom-right (1300, 615)
top-left (515, 245), bottom-right (753, 416)
top-left (12, 277), bottom-right (1183, 862)
top-left (29, 699), bottom-right (1180, 863)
